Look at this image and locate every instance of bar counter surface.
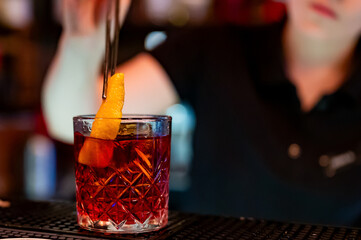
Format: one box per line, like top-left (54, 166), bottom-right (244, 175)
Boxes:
top-left (0, 200), bottom-right (360, 239)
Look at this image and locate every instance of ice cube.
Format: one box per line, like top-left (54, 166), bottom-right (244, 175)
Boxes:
top-left (118, 123), bottom-right (153, 137)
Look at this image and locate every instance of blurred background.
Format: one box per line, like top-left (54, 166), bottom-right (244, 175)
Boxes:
top-left (0, 0), bottom-right (285, 208)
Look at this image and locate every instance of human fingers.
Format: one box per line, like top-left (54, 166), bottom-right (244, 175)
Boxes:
top-left (62, 0), bottom-right (107, 35)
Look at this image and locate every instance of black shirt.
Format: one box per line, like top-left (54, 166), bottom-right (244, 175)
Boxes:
top-left (151, 20), bottom-right (361, 225)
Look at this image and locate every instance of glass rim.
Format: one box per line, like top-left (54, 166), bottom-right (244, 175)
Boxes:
top-left (73, 114), bottom-right (172, 121)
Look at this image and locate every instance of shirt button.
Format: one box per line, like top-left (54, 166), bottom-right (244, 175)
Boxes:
top-left (319, 155), bottom-right (335, 177)
top-left (288, 143), bottom-right (301, 159)
top-left (319, 155), bottom-right (330, 167)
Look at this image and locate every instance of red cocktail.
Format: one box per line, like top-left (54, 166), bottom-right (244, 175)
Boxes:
top-left (73, 115), bottom-right (171, 233)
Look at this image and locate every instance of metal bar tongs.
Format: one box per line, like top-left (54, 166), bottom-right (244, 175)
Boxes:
top-left (102, 0), bottom-right (121, 99)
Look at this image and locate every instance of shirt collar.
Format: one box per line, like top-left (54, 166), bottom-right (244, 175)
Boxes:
top-left (254, 18), bottom-right (361, 109)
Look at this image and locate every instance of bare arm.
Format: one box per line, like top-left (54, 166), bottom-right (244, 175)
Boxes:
top-left (113, 53), bottom-right (179, 115)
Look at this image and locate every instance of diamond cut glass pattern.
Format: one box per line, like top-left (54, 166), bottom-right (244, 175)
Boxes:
top-left (73, 115), bottom-right (171, 233)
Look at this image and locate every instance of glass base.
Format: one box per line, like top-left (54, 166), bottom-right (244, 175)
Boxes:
top-left (77, 213), bottom-right (168, 234)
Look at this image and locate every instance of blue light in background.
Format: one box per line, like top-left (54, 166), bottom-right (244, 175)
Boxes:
top-left (144, 31), bottom-right (167, 51)
top-left (24, 134), bottom-right (56, 200)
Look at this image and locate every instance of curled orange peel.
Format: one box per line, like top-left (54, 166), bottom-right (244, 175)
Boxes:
top-left (78, 73), bottom-right (125, 167)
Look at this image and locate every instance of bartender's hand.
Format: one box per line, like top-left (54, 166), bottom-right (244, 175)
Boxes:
top-left (63, 0), bottom-right (106, 36)
top-left (63, 0), bottom-right (131, 36)
top-left (58, 0), bottom-right (132, 66)
top-left (61, 0), bottom-right (131, 51)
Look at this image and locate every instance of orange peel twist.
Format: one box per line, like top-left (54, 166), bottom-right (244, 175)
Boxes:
top-left (78, 73), bottom-right (125, 167)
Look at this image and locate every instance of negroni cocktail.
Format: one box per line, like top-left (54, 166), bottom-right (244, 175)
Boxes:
top-left (73, 115), bottom-right (171, 233)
